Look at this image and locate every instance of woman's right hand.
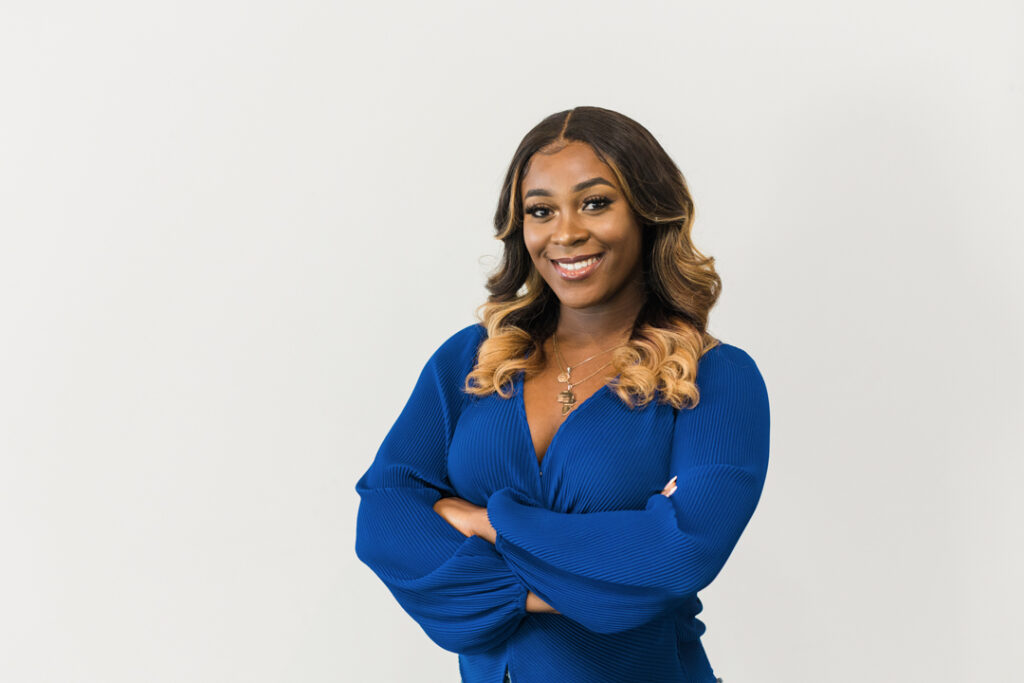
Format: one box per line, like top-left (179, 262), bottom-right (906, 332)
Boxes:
top-left (526, 591), bottom-right (560, 614)
top-left (433, 496), bottom-right (484, 538)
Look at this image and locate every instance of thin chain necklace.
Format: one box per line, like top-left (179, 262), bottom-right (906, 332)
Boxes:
top-left (551, 332), bottom-right (630, 416)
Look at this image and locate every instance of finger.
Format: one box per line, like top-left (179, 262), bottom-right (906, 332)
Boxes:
top-left (661, 475), bottom-right (678, 497)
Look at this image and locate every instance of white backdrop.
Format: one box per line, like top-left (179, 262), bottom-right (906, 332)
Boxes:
top-left (2, 2), bottom-right (1021, 682)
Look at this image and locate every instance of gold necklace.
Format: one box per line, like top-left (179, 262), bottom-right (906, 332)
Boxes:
top-left (551, 333), bottom-right (629, 416)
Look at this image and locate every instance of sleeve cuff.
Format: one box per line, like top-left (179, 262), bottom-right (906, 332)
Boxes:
top-left (459, 532), bottom-right (531, 616)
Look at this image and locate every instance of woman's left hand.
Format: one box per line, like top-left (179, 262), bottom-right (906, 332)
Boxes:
top-left (433, 496), bottom-right (497, 544)
top-left (661, 475), bottom-right (678, 497)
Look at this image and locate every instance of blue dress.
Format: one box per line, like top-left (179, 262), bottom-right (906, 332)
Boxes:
top-left (354, 323), bottom-right (770, 683)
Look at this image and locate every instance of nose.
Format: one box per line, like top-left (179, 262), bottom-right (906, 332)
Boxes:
top-left (550, 211), bottom-right (588, 247)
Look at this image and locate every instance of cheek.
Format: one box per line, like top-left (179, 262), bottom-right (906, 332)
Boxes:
top-left (603, 230), bottom-right (642, 271)
top-left (522, 230), bottom-right (545, 261)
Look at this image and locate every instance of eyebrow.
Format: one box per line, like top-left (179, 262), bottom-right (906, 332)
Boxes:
top-left (523, 176), bottom-right (614, 199)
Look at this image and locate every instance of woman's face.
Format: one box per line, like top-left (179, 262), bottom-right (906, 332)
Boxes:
top-left (520, 141), bottom-right (644, 312)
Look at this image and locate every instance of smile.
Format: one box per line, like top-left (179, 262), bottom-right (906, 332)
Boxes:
top-left (551, 253), bottom-right (605, 280)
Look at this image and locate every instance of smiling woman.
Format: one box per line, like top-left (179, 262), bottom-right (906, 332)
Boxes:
top-left (354, 106), bottom-right (768, 683)
top-left (521, 145), bottom-right (644, 303)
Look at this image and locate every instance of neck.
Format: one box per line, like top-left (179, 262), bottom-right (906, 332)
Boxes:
top-left (554, 281), bottom-right (646, 350)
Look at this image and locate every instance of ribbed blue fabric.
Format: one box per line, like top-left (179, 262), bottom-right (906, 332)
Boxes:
top-left (355, 323), bottom-right (770, 683)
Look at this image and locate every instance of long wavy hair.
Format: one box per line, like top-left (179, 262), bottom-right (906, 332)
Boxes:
top-left (465, 106), bottom-right (722, 410)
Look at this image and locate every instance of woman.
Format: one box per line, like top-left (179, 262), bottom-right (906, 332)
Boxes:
top-left (354, 106), bottom-right (769, 683)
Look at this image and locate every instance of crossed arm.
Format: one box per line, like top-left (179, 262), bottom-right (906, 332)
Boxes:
top-left (432, 476), bottom-right (680, 614)
top-left (431, 496), bottom-right (558, 614)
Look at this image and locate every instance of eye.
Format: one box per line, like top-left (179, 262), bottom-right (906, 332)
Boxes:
top-left (524, 204), bottom-right (551, 219)
top-left (582, 195), bottom-right (612, 211)
top-left (523, 195), bottom-right (613, 220)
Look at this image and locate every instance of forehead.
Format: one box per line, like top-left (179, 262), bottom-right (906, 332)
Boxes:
top-left (521, 141), bottom-right (615, 193)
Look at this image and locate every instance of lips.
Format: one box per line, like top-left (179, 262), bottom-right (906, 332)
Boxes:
top-left (550, 252), bottom-right (605, 280)
top-left (551, 252), bottom-right (604, 264)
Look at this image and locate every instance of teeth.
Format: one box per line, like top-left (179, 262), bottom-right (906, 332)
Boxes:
top-left (556, 256), bottom-right (600, 271)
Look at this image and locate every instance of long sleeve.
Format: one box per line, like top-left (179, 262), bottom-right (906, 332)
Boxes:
top-left (354, 324), bottom-right (529, 655)
top-left (486, 343), bottom-right (770, 635)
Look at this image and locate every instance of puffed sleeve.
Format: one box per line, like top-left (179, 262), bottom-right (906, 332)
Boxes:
top-left (354, 324), bottom-right (529, 654)
top-left (485, 343), bottom-right (770, 634)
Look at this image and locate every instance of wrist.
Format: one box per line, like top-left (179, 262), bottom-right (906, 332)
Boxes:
top-left (477, 507), bottom-right (497, 544)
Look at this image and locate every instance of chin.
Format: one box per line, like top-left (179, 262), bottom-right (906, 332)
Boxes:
top-left (551, 289), bottom-right (606, 308)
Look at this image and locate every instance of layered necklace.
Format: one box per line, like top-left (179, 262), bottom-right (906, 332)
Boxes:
top-left (551, 331), bottom-right (631, 416)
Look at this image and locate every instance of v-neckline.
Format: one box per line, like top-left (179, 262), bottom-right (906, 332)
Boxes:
top-left (514, 368), bottom-right (618, 471)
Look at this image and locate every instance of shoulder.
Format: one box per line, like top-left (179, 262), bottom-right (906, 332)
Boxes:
top-left (694, 340), bottom-right (769, 403)
top-left (699, 340), bottom-right (761, 371)
top-left (676, 340), bottom-right (771, 472)
top-left (427, 322), bottom-right (488, 373)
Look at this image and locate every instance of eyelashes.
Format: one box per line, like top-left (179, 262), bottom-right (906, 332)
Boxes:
top-left (524, 195), bottom-right (613, 219)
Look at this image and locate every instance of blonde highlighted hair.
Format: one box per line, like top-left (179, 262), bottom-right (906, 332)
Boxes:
top-left (465, 106), bottom-right (722, 411)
